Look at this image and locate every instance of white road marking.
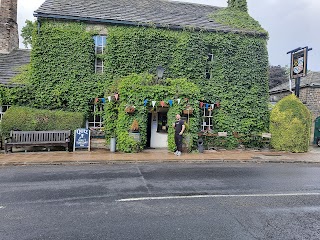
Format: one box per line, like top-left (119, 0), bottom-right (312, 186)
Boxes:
top-left (116, 192), bottom-right (320, 202)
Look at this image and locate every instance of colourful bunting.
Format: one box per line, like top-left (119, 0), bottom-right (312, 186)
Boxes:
top-left (200, 102), bottom-right (204, 108)
top-left (108, 96), bottom-right (112, 102)
top-left (177, 99), bottom-right (181, 104)
top-left (160, 101), bottom-right (165, 107)
top-left (168, 100), bottom-right (173, 107)
top-left (144, 99), bottom-right (148, 106)
top-left (101, 98), bottom-right (106, 103)
top-left (152, 101), bottom-right (156, 107)
top-left (94, 98), bottom-right (99, 104)
top-left (205, 103), bottom-right (209, 109)
top-left (114, 93), bottom-right (119, 101)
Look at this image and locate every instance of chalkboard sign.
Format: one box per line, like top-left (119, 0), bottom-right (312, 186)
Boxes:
top-left (73, 128), bottom-right (90, 151)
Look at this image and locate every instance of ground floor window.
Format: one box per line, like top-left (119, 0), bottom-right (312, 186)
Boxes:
top-left (0, 105), bottom-right (10, 121)
top-left (87, 99), bottom-right (104, 138)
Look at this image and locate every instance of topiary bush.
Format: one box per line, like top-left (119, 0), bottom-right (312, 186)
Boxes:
top-left (270, 94), bottom-right (311, 152)
top-left (1, 106), bottom-right (85, 136)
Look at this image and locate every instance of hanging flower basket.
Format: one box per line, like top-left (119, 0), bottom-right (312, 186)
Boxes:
top-left (125, 106), bottom-right (135, 114)
top-left (183, 106), bottom-right (194, 115)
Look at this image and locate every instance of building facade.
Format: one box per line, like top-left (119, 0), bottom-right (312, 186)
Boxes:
top-left (2, 0), bottom-right (270, 151)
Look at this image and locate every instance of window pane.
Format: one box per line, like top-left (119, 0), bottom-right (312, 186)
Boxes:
top-left (96, 58), bottom-right (103, 66)
top-left (102, 36), bottom-right (107, 47)
top-left (96, 66), bottom-right (103, 73)
top-left (96, 46), bottom-right (103, 54)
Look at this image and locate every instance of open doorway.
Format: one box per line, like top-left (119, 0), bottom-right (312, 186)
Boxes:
top-left (147, 108), bottom-right (169, 148)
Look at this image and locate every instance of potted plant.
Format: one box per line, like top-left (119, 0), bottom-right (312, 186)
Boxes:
top-left (130, 119), bottom-right (139, 133)
top-left (183, 104), bottom-right (194, 115)
top-left (129, 119), bottom-right (140, 142)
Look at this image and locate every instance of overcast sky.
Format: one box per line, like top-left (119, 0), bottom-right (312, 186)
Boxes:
top-left (17, 0), bottom-right (320, 71)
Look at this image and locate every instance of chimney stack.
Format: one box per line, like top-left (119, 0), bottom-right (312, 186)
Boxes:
top-left (0, 0), bottom-right (19, 54)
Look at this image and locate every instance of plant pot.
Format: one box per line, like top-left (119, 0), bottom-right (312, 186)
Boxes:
top-left (129, 132), bottom-right (141, 142)
top-left (183, 108), bottom-right (194, 115)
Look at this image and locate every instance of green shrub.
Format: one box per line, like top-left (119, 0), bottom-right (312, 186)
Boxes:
top-left (1, 106), bottom-right (85, 136)
top-left (270, 94), bottom-right (311, 152)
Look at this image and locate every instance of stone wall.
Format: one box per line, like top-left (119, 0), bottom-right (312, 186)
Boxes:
top-left (0, 0), bottom-right (18, 53)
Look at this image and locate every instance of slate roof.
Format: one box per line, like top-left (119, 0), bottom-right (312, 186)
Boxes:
top-left (34, 0), bottom-right (265, 36)
top-left (269, 71), bottom-right (320, 94)
top-left (0, 49), bottom-right (31, 85)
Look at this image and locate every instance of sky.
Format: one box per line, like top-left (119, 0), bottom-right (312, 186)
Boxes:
top-left (17, 0), bottom-right (320, 71)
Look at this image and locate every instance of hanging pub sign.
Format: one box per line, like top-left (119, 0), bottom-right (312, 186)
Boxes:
top-left (290, 48), bottom-right (307, 79)
top-left (73, 128), bottom-right (91, 151)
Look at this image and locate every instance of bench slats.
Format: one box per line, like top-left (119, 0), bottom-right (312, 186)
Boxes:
top-left (5, 130), bottom-right (71, 153)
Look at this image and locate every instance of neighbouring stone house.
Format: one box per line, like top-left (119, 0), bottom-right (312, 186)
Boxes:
top-left (2, 0), bottom-right (270, 151)
top-left (0, 0), bottom-right (31, 120)
top-left (269, 71), bottom-right (320, 143)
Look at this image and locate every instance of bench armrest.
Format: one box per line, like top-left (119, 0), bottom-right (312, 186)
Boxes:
top-left (4, 136), bottom-right (12, 143)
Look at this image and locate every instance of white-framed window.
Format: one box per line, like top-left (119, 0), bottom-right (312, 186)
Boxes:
top-left (205, 51), bottom-right (214, 79)
top-left (87, 100), bottom-right (104, 129)
top-left (201, 106), bottom-right (213, 132)
top-left (0, 105), bottom-right (10, 121)
top-left (93, 35), bottom-right (107, 73)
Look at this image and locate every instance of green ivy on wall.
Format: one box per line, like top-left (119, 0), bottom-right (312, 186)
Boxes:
top-left (7, 21), bottom-right (108, 115)
top-left (209, 7), bottom-right (267, 35)
top-left (104, 73), bottom-right (200, 152)
top-left (2, 8), bottom-right (270, 152)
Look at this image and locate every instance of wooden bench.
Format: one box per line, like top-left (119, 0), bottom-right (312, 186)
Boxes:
top-left (5, 130), bottom-right (71, 153)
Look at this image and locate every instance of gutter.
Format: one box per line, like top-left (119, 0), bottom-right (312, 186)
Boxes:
top-left (33, 12), bottom-right (266, 37)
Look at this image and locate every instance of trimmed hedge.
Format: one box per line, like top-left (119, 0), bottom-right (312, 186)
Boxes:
top-left (270, 94), bottom-right (311, 152)
top-left (1, 106), bottom-right (85, 136)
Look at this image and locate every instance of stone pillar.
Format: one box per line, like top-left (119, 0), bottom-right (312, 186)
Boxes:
top-left (0, 0), bottom-right (19, 54)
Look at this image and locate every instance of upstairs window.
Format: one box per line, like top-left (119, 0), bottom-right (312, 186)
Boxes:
top-left (93, 35), bottom-right (107, 73)
top-left (205, 49), bottom-right (214, 79)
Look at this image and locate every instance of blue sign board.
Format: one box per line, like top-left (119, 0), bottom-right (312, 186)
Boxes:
top-left (73, 128), bottom-right (90, 151)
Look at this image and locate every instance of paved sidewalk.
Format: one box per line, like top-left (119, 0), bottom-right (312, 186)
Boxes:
top-left (0, 147), bottom-right (319, 166)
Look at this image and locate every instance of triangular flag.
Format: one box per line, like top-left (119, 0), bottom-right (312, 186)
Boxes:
top-left (211, 104), bottom-right (215, 109)
top-left (216, 102), bottom-right (220, 108)
top-left (144, 99), bottom-right (148, 106)
top-left (94, 98), bottom-right (99, 104)
top-left (108, 96), bottom-right (112, 102)
top-left (205, 103), bottom-right (209, 109)
top-left (177, 99), bottom-right (181, 104)
top-left (168, 100), bottom-right (173, 107)
top-left (101, 98), bottom-right (106, 103)
top-left (152, 101), bottom-right (156, 107)
top-left (200, 102), bottom-right (204, 108)
top-left (114, 93), bottom-right (119, 101)
top-left (160, 101), bottom-right (165, 107)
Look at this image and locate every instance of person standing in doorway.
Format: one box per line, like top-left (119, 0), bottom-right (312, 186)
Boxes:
top-left (173, 114), bottom-right (185, 156)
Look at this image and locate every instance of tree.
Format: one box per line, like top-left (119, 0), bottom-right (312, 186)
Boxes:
top-left (21, 20), bottom-right (36, 48)
top-left (269, 65), bottom-right (288, 89)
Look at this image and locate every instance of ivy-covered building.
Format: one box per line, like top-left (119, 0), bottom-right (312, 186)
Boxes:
top-left (4, 0), bottom-right (270, 151)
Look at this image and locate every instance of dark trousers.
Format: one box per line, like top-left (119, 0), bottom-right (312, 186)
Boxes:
top-left (175, 134), bottom-right (183, 152)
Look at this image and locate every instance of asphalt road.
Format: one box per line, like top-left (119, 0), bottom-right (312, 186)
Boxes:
top-left (1, 162), bottom-right (320, 239)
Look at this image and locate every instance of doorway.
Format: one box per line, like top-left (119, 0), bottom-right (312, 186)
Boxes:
top-left (147, 108), bottom-right (169, 148)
